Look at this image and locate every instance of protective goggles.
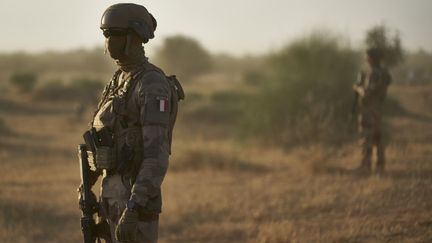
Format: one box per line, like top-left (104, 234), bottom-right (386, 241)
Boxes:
top-left (102, 28), bottom-right (130, 38)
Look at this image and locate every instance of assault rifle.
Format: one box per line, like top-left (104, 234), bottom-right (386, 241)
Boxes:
top-left (78, 144), bottom-right (111, 243)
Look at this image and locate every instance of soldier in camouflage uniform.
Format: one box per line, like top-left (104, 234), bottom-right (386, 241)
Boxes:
top-left (353, 48), bottom-right (392, 174)
top-left (84, 4), bottom-right (183, 243)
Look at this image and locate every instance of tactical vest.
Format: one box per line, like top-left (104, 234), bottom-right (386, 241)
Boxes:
top-left (90, 64), bottom-right (184, 177)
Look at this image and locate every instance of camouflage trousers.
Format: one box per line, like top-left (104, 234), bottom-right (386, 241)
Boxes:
top-left (359, 122), bottom-right (385, 169)
top-left (103, 198), bottom-right (159, 243)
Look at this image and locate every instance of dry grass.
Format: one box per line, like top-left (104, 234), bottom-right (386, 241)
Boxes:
top-left (0, 84), bottom-right (432, 242)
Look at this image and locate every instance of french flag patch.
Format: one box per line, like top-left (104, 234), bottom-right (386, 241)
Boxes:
top-left (158, 97), bottom-right (169, 112)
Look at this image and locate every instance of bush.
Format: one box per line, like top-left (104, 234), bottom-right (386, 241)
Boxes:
top-left (211, 90), bottom-right (246, 104)
top-left (184, 92), bottom-right (204, 103)
top-left (393, 50), bottom-right (432, 84)
top-left (10, 72), bottom-right (38, 92)
top-left (243, 70), bottom-right (266, 86)
top-left (186, 91), bottom-right (250, 125)
top-left (71, 77), bottom-right (104, 101)
top-left (242, 33), bottom-right (360, 146)
top-left (35, 78), bottom-right (103, 102)
top-left (34, 79), bottom-right (70, 100)
top-left (155, 35), bottom-right (212, 81)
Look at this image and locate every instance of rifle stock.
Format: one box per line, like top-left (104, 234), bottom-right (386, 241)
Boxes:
top-left (78, 144), bottom-right (112, 243)
top-left (79, 144), bottom-right (97, 243)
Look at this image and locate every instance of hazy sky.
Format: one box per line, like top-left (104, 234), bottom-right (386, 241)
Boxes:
top-left (0, 0), bottom-right (431, 55)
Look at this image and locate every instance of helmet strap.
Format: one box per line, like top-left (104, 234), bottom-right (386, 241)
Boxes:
top-left (104, 39), bottom-right (108, 55)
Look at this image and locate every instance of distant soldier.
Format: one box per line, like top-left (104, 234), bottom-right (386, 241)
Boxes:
top-left (353, 48), bottom-right (392, 174)
top-left (78, 3), bottom-right (184, 243)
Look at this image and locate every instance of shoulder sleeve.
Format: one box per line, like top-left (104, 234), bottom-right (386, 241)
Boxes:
top-left (130, 71), bottom-right (171, 210)
top-left (137, 71), bottom-right (171, 127)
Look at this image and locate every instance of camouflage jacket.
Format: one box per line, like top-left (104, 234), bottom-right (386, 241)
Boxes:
top-left (93, 60), bottom-right (171, 213)
top-left (354, 66), bottom-right (392, 125)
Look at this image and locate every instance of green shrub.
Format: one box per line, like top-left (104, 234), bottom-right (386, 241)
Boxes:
top-left (243, 70), bottom-right (266, 86)
top-left (211, 90), bottom-right (246, 104)
top-left (242, 33), bottom-right (360, 145)
top-left (35, 77), bottom-right (103, 102)
top-left (35, 79), bottom-right (70, 100)
top-left (10, 72), bottom-right (37, 92)
top-left (184, 92), bottom-right (204, 103)
top-left (185, 90), bottom-right (251, 125)
top-left (70, 77), bottom-right (104, 99)
top-left (155, 35), bottom-right (212, 81)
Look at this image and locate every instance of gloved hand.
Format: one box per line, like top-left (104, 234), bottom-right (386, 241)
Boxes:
top-left (115, 208), bottom-right (139, 242)
top-left (95, 219), bottom-right (113, 243)
top-left (77, 184), bottom-right (98, 213)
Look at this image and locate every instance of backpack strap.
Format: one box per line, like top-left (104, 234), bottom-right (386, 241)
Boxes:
top-left (130, 68), bottom-right (185, 154)
top-left (90, 69), bottom-right (122, 127)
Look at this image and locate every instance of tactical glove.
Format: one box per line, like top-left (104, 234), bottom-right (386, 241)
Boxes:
top-left (95, 220), bottom-right (113, 243)
top-left (77, 184), bottom-right (98, 213)
top-left (115, 208), bottom-right (139, 242)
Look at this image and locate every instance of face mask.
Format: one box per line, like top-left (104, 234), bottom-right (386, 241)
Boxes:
top-left (106, 35), bottom-right (127, 60)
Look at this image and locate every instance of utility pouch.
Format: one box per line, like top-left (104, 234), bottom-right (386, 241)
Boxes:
top-left (97, 127), bottom-right (114, 147)
top-left (83, 127), bottom-right (115, 170)
top-left (95, 146), bottom-right (116, 170)
top-left (92, 127), bottom-right (115, 170)
top-left (116, 144), bottom-right (135, 175)
top-left (116, 127), bottom-right (142, 176)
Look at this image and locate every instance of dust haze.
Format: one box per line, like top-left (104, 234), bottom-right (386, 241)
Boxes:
top-left (1, 2), bottom-right (432, 243)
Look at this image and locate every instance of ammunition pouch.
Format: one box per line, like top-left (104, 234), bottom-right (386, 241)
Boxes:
top-left (95, 146), bottom-right (116, 170)
top-left (84, 127), bottom-right (116, 171)
top-left (84, 126), bottom-right (144, 174)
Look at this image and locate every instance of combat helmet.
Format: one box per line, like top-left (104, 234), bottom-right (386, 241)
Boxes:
top-left (100, 3), bottom-right (157, 43)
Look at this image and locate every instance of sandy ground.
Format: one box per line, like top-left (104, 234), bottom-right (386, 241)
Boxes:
top-left (0, 84), bottom-right (431, 243)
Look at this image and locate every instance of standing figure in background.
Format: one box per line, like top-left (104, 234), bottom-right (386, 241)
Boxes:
top-left (80, 3), bottom-right (184, 243)
top-left (353, 48), bottom-right (392, 174)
